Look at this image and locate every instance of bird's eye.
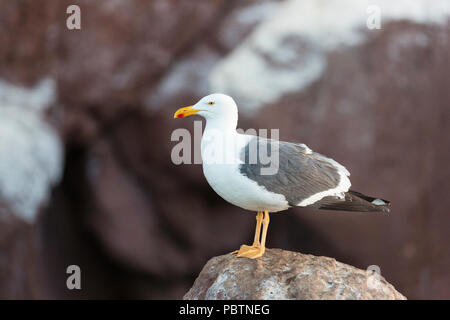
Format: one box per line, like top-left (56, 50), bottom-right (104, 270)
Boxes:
top-left (208, 101), bottom-right (215, 106)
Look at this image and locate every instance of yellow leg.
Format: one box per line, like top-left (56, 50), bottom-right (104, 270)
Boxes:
top-left (259, 210), bottom-right (270, 250)
top-left (232, 211), bottom-right (269, 259)
top-left (231, 211), bottom-right (262, 255)
top-left (252, 211), bottom-right (263, 246)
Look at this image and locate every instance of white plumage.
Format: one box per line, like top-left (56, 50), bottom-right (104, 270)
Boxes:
top-left (201, 127), bottom-right (291, 212)
top-left (174, 93), bottom-right (390, 259)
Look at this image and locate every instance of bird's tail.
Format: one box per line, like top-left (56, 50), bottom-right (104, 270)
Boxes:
top-left (315, 190), bottom-right (390, 213)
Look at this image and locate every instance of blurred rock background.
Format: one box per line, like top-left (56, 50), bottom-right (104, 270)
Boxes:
top-left (0, 0), bottom-right (449, 299)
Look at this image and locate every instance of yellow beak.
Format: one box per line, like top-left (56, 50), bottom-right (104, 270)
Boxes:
top-left (174, 105), bottom-right (199, 119)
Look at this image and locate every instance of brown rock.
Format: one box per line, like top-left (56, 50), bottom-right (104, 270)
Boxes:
top-left (184, 249), bottom-right (406, 300)
top-left (0, 206), bottom-right (38, 299)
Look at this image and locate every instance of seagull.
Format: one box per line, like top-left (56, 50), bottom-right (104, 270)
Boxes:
top-left (174, 93), bottom-right (390, 259)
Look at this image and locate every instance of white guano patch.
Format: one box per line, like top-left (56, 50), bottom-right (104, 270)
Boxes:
top-left (144, 46), bottom-right (220, 110)
top-left (259, 276), bottom-right (288, 299)
top-left (205, 272), bottom-right (230, 300)
top-left (209, 0), bottom-right (450, 112)
top-left (0, 79), bottom-right (63, 222)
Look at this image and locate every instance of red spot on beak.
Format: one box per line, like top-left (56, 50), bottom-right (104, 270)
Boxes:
top-left (177, 113), bottom-right (185, 118)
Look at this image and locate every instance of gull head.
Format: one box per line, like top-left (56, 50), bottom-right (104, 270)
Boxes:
top-left (174, 93), bottom-right (238, 124)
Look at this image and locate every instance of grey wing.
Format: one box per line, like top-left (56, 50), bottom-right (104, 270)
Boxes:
top-left (239, 137), bottom-right (350, 207)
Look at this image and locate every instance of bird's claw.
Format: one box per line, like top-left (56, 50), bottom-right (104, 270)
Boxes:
top-left (231, 244), bottom-right (265, 259)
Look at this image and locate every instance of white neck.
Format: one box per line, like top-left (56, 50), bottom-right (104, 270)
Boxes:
top-left (201, 113), bottom-right (245, 166)
top-left (204, 114), bottom-right (238, 133)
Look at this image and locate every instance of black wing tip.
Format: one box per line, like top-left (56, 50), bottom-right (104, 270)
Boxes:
top-left (348, 190), bottom-right (391, 213)
top-left (314, 191), bottom-right (392, 213)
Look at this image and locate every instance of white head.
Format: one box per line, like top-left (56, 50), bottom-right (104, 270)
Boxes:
top-left (174, 93), bottom-right (238, 130)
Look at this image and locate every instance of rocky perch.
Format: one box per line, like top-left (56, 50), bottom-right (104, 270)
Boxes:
top-left (184, 249), bottom-right (406, 300)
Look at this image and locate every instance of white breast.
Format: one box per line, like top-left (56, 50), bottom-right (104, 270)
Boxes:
top-left (201, 131), bottom-right (289, 212)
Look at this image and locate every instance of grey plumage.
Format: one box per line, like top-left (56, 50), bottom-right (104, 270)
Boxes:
top-left (239, 137), bottom-right (341, 206)
top-left (239, 137), bottom-right (390, 212)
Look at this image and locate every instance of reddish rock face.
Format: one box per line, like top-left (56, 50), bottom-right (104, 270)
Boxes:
top-left (0, 207), bottom-right (37, 299)
top-left (0, 0), bottom-right (448, 299)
